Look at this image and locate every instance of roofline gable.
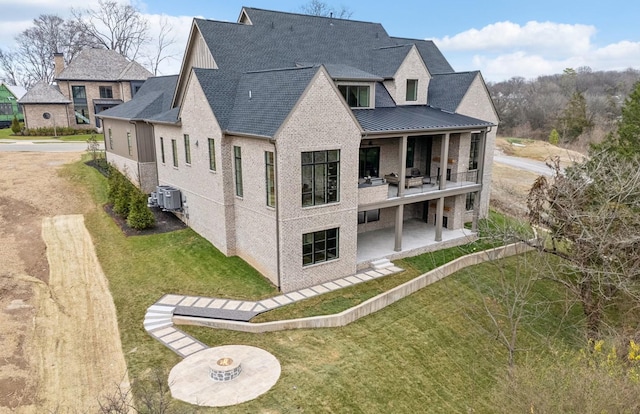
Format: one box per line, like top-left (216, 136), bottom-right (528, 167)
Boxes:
top-left (272, 65), bottom-right (362, 138)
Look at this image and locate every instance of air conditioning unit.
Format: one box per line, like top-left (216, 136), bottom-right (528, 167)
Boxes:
top-left (154, 185), bottom-right (172, 208)
top-left (162, 188), bottom-right (182, 211)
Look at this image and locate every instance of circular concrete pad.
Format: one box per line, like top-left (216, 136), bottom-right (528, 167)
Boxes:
top-left (168, 345), bottom-right (281, 407)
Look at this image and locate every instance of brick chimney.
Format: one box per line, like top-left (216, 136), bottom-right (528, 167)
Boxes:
top-left (53, 52), bottom-right (64, 78)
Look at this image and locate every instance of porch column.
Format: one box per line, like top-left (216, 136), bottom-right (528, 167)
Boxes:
top-left (476, 129), bottom-right (487, 184)
top-left (471, 190), bottom-right (481, 232)
top-left (394, 205), bottom-right (404, 251)
top-left (439, 132), bottom-right (450, 190)
top-left (435, 197), bottom-right (444, 241)
top-left (398, 135), bottom-right (408, 197)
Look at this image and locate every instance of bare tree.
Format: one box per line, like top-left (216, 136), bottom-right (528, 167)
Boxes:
top-left (527, 154), bottom-right (640, 338)
top-left (299, 0), bottom-right (353, 18)
top-left (143, 16), bottom-right (178, 76)
top-left (0, 48), bottom-right (21, 86)
top-left (73, 0), bottom-right (149, 60)
top-left (8, 14), bottom-right (91, 87)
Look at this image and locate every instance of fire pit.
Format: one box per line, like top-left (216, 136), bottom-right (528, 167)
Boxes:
top-left (209, 356), bottom-right (242, 382)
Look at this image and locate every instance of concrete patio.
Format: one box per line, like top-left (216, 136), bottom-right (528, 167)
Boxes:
top-left (356, 218), bottom-right (477, 265)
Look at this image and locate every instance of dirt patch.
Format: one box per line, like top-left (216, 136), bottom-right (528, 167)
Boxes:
top-left (495, 137), bottom-right (585, 165)
top-left (0, 152), bottom-right (128, 413)
top-left (491, 137), bottom-right (584, 218)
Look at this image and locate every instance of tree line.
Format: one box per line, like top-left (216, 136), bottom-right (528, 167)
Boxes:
top-left (488, 67), bottom-right (640, 147)
top-left (0, 0), bottom-right (176, 88)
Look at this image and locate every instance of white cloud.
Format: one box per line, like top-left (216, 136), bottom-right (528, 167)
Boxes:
top-left (434, 21), bottom-right (640, 81)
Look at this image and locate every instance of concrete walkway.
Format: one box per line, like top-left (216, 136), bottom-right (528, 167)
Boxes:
top-left (144, 261), bottom-right (403, 357)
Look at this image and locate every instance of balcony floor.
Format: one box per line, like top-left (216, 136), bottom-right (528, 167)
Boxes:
top-left (356, 218), bottom-right (476, 266)
top-left (386, 180), bottom-right (477, 199)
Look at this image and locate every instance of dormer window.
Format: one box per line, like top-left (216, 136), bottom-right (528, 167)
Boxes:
top-left (406, 79), bottom-right (418, 101)
top-left (338, 85), bottom-right (370, 108)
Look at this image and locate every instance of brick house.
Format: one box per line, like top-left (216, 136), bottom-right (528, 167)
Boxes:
top-left (101, 7), bottom-right (498, 292)
top-left (19, 48), bottom-right (152, 130)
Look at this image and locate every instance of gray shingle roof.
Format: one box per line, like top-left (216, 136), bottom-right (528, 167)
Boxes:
top-left (97, 75), bottom-right (178, 120)
top-left (173, 8), bottom-right (489, 137)
top-left (428, 71), bottom-right (479, 112)
top-left (353, 106), bottom-right (493, 133)
top-left (195, 8), bottom-right (408, 78)
top-left (56, 48), bottom-right (152, 81)
top-left (391, 37), bottom-right (455, 74)
top-left (225, 66), bottom-right (319, 137)
top-left (18, 82), bottom-right (70, 104)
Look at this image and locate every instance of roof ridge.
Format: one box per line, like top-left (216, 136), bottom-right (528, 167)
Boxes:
top-left (245, 66), bottom-right (317, 74)
top-left (241, 6), bottom-right (380, 25)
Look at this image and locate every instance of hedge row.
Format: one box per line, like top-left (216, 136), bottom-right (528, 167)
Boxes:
top-left (107, 165), bottom-right (155, 230)
top-left (19, 126), bottom-right (96, 136)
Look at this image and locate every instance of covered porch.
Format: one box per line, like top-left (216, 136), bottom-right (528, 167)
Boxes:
top-left (356, 218), bottom-right (477, 266)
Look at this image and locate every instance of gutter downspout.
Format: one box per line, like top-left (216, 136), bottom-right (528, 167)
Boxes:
top-left (270, 138), bottom-right (281, 291)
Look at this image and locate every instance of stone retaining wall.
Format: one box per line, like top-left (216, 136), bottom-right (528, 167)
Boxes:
top-left (174, 242), bottom-right (534, 333)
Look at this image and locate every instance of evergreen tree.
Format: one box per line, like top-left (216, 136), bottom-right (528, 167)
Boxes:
top-left (10, 115), bottom-right (20, 134)
top-left (594, 81), bottom-right (640, 157)
top-left (127, 190), bottom-right (155, 230)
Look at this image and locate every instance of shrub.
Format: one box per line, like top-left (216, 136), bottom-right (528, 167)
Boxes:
top-left (127, 190), bottom-right (155, 230)
top-left (24, 126), bottom-right (95, 136)
top-left (549, 128), bottom-right (560, 145)
top-left (10, 115), bottom-right (21, 134)
top-left (113, 178), bottom-right (133, 218)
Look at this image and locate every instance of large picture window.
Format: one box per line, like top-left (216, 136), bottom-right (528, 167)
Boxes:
top-left (234, 146), bottom-right (243, 197)
top-left (71, 85), bottom-right (89, 124)
top-left (302, 150), bottom-right (339, 207)
top-left (338, 85), bottom-right (370, 107)
top-left (303, 228), bottom-right (339, 266)
top-left (265, 151), bottom-right (275, 207)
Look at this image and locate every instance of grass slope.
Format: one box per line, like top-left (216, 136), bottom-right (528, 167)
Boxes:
top-left (64, 159), bottom-right (584, 412)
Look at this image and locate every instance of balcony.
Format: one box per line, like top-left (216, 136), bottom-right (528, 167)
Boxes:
top-left (358, 170), bottom-right (479, 208)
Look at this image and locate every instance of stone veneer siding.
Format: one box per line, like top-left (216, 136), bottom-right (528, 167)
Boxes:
top-left (23, 104), bottom-right (70, 130)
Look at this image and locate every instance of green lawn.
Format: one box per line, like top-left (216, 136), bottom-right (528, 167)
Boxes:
top-left (63, 159), bottom-right (584, 412)
top-left (0, 128), bottom-right (102, 142)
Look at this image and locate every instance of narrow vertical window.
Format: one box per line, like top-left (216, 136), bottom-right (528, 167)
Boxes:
top-left (172, 139), bottom-right (178, 167)
top-left (234, 146), bottom-right (243, 197)
top-left (265, 151), bottom-right (275, 207)
top-left (208, 138), bottom-right (216, 171)
top-left (466, 192), bottom-right (476, 211)
top-left (184, 134), bottom-right (191, 164)
top-left (406, 79), bottom-right (418, 101)
top-left (127, 132), bottom-right (132, 155)
top-left (469, 133), bottom-right (480, 170)
top-left (108, 128), bottom-right (113, 150)
top-left (160, 137), bottom-right (165, 164)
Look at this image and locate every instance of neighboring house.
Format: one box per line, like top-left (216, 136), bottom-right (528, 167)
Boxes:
top-left (104, 7), bottom-right (499, 292)
top-left (98, 75), bottom-right (178, 193)
top-left (0, 83), bottom-right (26, 128)
top-left (19, 49), bottom-right (152, 130)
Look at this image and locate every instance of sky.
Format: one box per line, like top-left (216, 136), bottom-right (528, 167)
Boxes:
top-left (1, 0), bottom-right (640, 82)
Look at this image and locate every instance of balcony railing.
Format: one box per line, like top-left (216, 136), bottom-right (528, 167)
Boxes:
top-left (358, 170), bottom-right (480, 206)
